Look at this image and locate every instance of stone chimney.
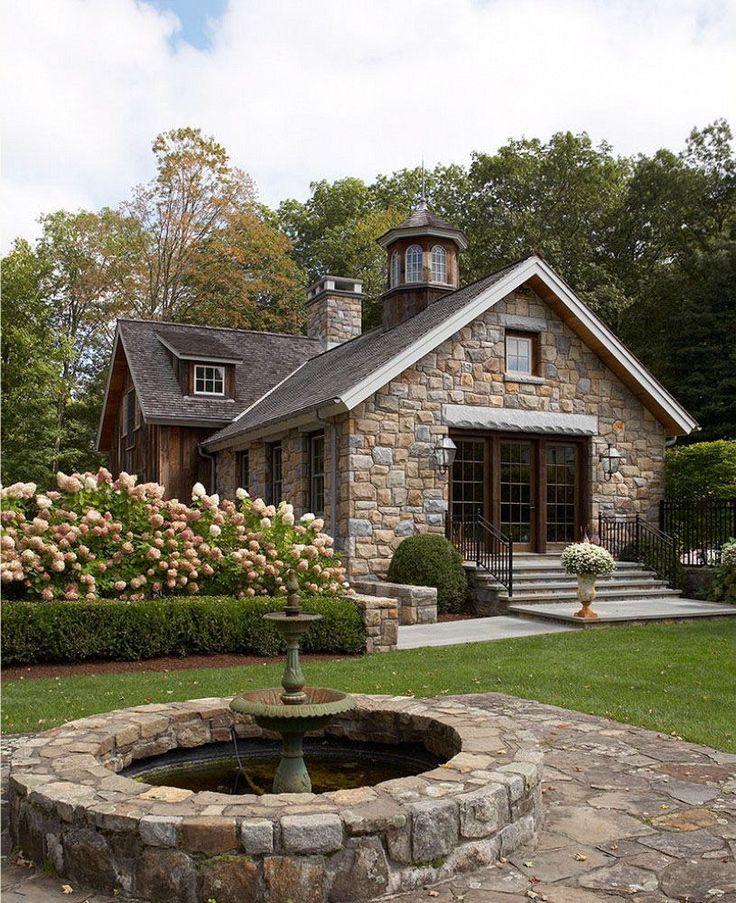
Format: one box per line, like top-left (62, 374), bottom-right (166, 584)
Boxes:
top-left (306, 275), bottom-right (363, 349)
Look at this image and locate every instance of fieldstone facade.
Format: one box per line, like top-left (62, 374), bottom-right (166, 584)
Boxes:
top-left (215, 285), bottom-right (668, 580)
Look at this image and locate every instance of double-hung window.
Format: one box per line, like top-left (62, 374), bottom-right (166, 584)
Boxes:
top-left (194, 364), bottom-right (225, 396)
top-left (390, 251), bottom-right (401, 287)
top-left (239, 449), bottom-right (250, 494)
top-left (267, 442), bottom-right (283, 506)
top-left (308, 432), bottom-right (325, 516)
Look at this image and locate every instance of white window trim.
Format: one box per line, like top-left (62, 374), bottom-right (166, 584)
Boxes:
top-left (430, 244), bottom-right (448, 284)
top-left (390, 251), bottom-right (401, 288)
top-left (194, 364), bottom-right (226, 397)
top-left (505, 334), bottom-right (533, 375)
top-left (405, 245), bottom-right (423, 283)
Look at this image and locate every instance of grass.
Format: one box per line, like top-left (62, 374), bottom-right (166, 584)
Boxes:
top-left (3, 619), bottom-right (735, 751)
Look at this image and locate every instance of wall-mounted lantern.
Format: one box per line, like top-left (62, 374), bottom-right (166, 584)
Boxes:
top-left (599, 443), bottom-right (624, 481)
top-left (432, 436), bottom-right (457, 475)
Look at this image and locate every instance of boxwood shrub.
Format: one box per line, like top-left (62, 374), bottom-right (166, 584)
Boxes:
top-left (387, 534), bottom-right (468, 614)
top-left (1, 595), bottom-right (366, 665)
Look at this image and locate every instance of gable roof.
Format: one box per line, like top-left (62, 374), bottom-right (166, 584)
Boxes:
top-left (97, 320), bottom-right (320, 450)
top-left (203, 255), bottom-right (697, 450)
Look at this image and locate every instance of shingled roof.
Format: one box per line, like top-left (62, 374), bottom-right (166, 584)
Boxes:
top-left (97, 320), bottom-right (321, 448)
top-left (377, 205), bottom-right (468, 250)
top-left (204, 260), bottom-right (527, 448)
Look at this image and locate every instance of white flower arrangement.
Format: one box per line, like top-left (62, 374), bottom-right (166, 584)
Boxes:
top-left (722, 539), bottom-right (736, 568)
top-left (561, 542), bottom-right (615, 577)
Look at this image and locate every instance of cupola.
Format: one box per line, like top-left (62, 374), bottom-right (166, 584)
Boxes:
top-left (376, 206), bottom-right (467, 329)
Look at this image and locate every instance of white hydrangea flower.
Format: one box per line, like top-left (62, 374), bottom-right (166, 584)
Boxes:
top-left (36, 495), bottom-right (52, 509)
top-left (192, 483), bottom-right (206, 500)
top-left (236, 487), bottom-right (249, 500)
top-left (209, 524), bottom-right (222, 537)
top-left (301, 513), bottom-right (316, 523)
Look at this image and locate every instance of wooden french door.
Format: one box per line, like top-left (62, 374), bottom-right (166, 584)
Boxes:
top-left (450, 432), bottom-right (588, 552)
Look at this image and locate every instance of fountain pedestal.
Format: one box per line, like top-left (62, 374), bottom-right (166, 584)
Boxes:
top-left (230, 573), bottom-right (355, 793)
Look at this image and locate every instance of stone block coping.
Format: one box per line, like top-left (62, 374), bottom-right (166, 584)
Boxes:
top-left (8, 695), bottom-right (542, 902)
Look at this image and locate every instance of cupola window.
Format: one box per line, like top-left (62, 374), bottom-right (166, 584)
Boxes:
top-left (430, 245), bottom-right (447, 284)
top-left (405, 245), bottom-right (423, 283)
top-left (390, 251), bottom-right (401, 287)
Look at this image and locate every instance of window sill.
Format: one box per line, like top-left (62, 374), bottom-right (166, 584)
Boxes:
top-left (503, 373), bottom-right (544, 385)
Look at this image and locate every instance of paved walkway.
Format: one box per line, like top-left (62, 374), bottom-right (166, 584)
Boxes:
top-left (397, 616), bottom-right (572, 649)
top-left (509, 597), bottom-right (736, 626)
top-left (3, 694), bottom-right (735, 902)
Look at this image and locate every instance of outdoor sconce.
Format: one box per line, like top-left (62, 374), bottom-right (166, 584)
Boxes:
top-left (432, 436), bottom-right (457, 475)
top-left (600, 443), bottom-right (624, 481)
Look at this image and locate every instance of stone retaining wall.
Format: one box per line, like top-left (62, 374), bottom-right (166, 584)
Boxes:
top-left (349, 593), bottom-right (399, 652)
top-left (351, 580), bottom-right (438, 626)
top-left (8, 696), bottom-right (542, 903)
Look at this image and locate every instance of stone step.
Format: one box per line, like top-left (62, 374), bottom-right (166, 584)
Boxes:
top-left (508, 578), bottom-right (669, 594)
top-left (507, 586), bottom-right (683, 604)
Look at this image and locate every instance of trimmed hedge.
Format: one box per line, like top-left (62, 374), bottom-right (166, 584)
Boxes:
top-left (1, 595), bottom-right (366, 665)
top-left (387, 534), bottom-right (468, 614)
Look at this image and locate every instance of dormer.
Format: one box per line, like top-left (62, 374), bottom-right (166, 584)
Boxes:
top-left (156, 329), bottom-right (239, 399)
top-left (377, 207), bottom-right (467, 329)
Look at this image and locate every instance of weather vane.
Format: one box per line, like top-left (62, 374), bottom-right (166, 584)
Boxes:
top-left (418, 157), bottom-right (427, 209)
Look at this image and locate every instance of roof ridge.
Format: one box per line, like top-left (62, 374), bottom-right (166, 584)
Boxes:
top-left (117, 318), bottom-right (320, 343)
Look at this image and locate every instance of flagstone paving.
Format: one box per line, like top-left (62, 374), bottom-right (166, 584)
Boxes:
top-left (2, 693), bottom-right (735, 902)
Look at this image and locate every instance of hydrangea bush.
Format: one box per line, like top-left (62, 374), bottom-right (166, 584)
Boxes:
top-left (561, 542), bottom-right (615, 577)
top-left (711, 538), bottom-right (736, 605)
top-left (1, 471), bottom-right (347, 602)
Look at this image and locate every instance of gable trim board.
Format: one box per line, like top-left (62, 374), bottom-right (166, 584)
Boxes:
top-left (203, 255), bottom-right (696, 451)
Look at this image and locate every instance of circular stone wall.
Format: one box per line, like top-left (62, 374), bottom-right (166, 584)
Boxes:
top-left (8, 695), bottom-right (542, 902)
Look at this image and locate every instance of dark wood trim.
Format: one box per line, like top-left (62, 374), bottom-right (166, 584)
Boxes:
top-left (504, 329), bottom-right (540, 377)
top-left (450, 429), bottom-right (590, 552)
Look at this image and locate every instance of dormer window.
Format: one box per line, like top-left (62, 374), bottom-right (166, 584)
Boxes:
top-left (405, 245), bottom-right (423, 283)
top-left (390, 251), bottom-right (401, 287)
top-left (194, 364), bottom-right (225, 396)
top-left (430, 245), bottom-right (447, 284)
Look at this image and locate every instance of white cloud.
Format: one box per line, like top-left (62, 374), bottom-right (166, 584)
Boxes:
top-left (2, 0), bottom-right (735, 250)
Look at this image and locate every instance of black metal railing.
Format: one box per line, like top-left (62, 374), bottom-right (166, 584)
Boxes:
top-left (448, 512), bottom-right (513, 596)
top-left (660, 498), bottom-right (736, 567)
top-left (598, 513), bottom-right (681, 589)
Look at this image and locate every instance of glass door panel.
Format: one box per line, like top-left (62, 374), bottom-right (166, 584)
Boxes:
top-left (451, 440), bottom-right (485, 523)
top-left (546, 444), bottom-right (577, 543)
top-left (500, 441), bottom-right (533, 546)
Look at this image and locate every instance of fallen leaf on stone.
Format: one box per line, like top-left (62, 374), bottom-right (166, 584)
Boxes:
top-left (427, 891), bottom-right (440, 898)
top-left (499, 857), bottom-right (508, 864)
top-left (574, 853), bottom-right (587, 861)
top-left (659, 804), bottom-right (671, 809)
top-left (526, 892), bottom-right (539, 900)
top-left (61, 886), bottom-right (74, 895)
top-left (524, 860), bottom-right (534, 867)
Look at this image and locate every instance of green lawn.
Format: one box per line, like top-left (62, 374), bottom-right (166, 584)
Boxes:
top-left (3, 620), bottom-right (735, 751)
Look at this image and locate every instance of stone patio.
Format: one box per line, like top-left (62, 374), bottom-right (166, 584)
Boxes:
top-left (3, 693), bottom-right (735, 902)
top-left (509, 598), bottom-right (736, 626)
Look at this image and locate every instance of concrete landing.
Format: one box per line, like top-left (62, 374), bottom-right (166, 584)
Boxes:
top-left (397, 615), bottom-right (572, 649)
top-left (509, 596), bottom-right (736, 626)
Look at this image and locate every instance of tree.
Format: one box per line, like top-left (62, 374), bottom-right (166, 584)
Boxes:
top-left (184, 207), bottom-right (306, 333)
top-left (36, 209), bottom-right (123, 473)
top-left (118, 127), bottom-right (257, 320)
top-left (0, 240), bottom-right (61, 487)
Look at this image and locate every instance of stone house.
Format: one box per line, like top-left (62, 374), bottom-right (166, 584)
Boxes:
top-left (98, 207), bottom-right (697, 579)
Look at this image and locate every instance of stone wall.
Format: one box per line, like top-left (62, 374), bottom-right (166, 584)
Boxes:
top-left (343, 286), bottom-right (667, 578)
top-left (351, 580), bottom-right (437, 625)
top-left (307, 293), bottom-right (362, 348)
top-left (349, 593), bottom-right (399, 652)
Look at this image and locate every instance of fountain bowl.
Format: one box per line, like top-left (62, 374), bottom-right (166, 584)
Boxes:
top-left (230, 686), bottom-right (355, 725)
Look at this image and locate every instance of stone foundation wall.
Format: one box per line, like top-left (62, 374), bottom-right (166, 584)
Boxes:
top-left (343, 287), bottom-right (667, 578)
top-left (351, 580), bottom-right (437, 625)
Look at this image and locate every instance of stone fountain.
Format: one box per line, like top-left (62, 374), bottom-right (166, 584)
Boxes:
top-left (229, 571), bottom-right (356, 793)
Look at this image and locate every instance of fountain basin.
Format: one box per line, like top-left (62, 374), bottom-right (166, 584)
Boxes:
top-left (8, 695), bottom-right (543, 903)
top-left (231, 686), bottom-right (356, 723)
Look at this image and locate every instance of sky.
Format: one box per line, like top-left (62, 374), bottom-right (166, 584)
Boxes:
top-left (2, 0), bottom-right (735, 250)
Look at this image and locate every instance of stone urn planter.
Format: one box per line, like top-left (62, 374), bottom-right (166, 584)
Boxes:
top-left (560, 542), bottom-right (616, 621)
top-left (575, 572), bottom-right (598, 619)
